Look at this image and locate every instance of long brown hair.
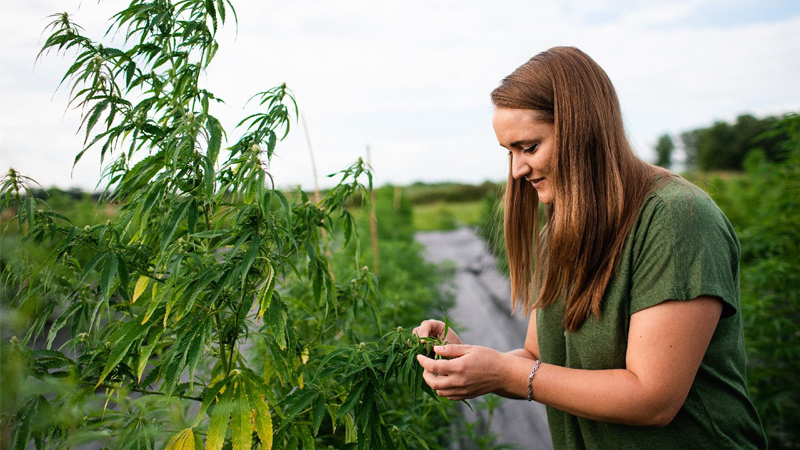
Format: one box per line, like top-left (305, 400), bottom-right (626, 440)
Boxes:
top-left (492, 46), bottom-right (663, 331)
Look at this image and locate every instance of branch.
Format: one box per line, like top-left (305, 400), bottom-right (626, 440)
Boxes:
top-left (91, 382), bottom-right (203, 402)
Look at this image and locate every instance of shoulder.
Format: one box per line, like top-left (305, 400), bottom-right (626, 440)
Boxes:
top-left (646, 175), bottom-right (717, 213)
top-left (637, 175), bottom-right (733, 238)
top-left (628, 175), bottom-right (740, 317)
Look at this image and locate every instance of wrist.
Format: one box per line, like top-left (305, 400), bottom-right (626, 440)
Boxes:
top-left (527, 359), bottom-right (542, 401)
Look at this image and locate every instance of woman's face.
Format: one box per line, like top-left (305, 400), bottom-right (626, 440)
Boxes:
top-left (492, 107), bottom-right (556, 205)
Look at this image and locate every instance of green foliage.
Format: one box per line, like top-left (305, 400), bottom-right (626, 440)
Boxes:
top-left (680, 114), bottom-right (787, 171)
top-left (734, 114), bottom-right (800, 449)
top-left (654, 133), bottom-right (674, 169)
top-left (0, 3), bottom-right (477, 449)
top-left (404, 182), bottom-right (498, 205)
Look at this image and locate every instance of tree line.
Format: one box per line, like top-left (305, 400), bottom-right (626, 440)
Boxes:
top-left (654, 114), bottom-right (790, 171)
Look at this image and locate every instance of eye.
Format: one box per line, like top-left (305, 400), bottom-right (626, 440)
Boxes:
top-left (522, 143), bottom-right (538, 154)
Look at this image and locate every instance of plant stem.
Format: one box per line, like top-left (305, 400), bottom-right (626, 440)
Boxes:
top-left (91, 382), bottom-right (203, 402)
top-left (215, 313), bottom-right (229, 375)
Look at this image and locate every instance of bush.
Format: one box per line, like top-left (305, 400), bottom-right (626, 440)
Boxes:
top-left (0, 3), bottom-right (472, 449)
top-left (735, 114), bottom-right (800, 449)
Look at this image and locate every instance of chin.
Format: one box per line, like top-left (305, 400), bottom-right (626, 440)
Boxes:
top-left (536, 191), bottom-right (553, 205)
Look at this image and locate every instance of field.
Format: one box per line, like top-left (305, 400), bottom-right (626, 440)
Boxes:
top-left (0, 1), bottom-right (796, 448)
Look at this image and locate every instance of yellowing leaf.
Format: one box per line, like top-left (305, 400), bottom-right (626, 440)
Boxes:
top-left (301, 348), bottom-right (309, 365)
top-left (164, 428), bottom-right (196, 450)
top-left (132, 276), bottom-right (149, 303)
top-left (245, 382), bottom-right (273, 450)
top-left (141, 281), bottom-right (168, 325)
top-left (344, 414), bottom-right (356, 444)
top-left (231, 381), bottom-right (252, 450)
top-left (205, 379), bottom-right (235, 450)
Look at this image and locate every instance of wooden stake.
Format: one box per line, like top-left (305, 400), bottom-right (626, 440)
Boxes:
top-left (302, 114), bottom-right (333, 269)
top-left (301, 113), bottom-right (321, 205)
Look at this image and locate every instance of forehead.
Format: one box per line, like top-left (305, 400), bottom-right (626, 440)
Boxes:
top-left (492, 107), bottom-right (554, 142)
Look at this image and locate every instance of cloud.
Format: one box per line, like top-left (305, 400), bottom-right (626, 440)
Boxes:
top-left (1, 0), bottom-right (798, 191)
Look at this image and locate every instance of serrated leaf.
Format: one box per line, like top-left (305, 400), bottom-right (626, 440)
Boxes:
top-left (274, 190), bottom-right (291, 223)
top-left (344, 414), bottom-right (356, 444)
top-left (298, 424), bottom-right (315, 450)
top-left (80, 251), bottom-right (107, 284)
top-left (257, 264), bottom-right (275, 321)
top-left (141, 280), bottom-right (169, 325)
top-left (137, 328), bottom-right (162, 382)
top-left (231, 380), bottom-right (252, 450)
top-left (268, 297), bottom-right (286, 350)
top-left (46, 301), bottom-right (82, 349)
top-left (205, 115), bottom-right (222, 197)
top-left (96, 320), bottom-right (147, 387)
top-left (311, 393), bottom-right (326, 435)
top-left (240, 233), bottom-right (260, 290)
top-left (193, 374), bottom-right (232, 428)
top-left (337, 382), bottom-right (365, 421)
top-left (279, 388), bottom-right (317, 430)
top-left (206, 378), bottom-right (235, 450)
top-left (132, 276), bottom-right (149, 303)
top-left (184, 319), bottom-right (211, 388)
top-left (164, 428), bottom-right (196, 450)
top-left (245, 381), bottom-right (273, 450)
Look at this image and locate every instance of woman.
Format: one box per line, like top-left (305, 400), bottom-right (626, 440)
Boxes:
top-left (413, 47), bottom-right (766, 449)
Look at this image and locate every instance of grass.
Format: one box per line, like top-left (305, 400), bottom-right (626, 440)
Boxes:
top-left (412, 200), bottom-right (488, 231)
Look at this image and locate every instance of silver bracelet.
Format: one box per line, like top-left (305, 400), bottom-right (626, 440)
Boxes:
top-left (527, 360), bottom-right (541, 402)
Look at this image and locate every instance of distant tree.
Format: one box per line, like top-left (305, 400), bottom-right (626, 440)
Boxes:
top-left (654, 134), bottom-right (674, 169)
top-left (680, 129), bottom-right (701, 171)
top-left (681, 114), bottom-right (785, 171)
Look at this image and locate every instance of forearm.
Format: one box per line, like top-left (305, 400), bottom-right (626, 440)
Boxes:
top-left (499, 355), bottom-right (673, 426)
top-left (492, 348), bottom-right (536, 398)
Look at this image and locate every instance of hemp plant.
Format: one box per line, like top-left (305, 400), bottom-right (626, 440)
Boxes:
top-left (0, 2), bottom-right (450, 449)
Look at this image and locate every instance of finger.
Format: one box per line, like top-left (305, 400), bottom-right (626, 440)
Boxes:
top-left (434, 344), bottom-right (470, 359)
top-left (416, 354), bottom-right (450, 375)
top-left (412, 324), bottom-right (431, 338)
top-left (445, 394), bottom-right (472, 401)
top-left (435, 388), bottom-right (464, 398)
top-left (414, 320), bottom-right (444, 338)
top-left (423, 369), bottom-right (461, 391)
top-left (422, 369), bottom-right (449, 390)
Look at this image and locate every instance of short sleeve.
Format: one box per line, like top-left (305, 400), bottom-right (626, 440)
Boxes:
top-left (629, 184), bottom-right (740, 318)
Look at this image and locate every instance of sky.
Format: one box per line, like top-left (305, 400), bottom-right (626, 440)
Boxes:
top-left (1, 0), bottom-right (799, 192)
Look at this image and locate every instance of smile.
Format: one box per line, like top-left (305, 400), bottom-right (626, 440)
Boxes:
top-left (530, 177), bottom-right (545, 187)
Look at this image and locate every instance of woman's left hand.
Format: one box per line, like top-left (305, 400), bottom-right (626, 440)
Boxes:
top-left (416, 344), bottom-right (508, 401)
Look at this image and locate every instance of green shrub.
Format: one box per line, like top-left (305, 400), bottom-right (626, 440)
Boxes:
top-left (735, 114), bottom-right (800, 449)
top-left (0, 3), bottom-right (469, 449)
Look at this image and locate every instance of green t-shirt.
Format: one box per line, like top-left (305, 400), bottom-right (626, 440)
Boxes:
top-left (537, 176), bottom-right (767, 450)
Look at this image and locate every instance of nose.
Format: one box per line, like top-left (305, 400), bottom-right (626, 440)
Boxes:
top-left (510, 154), bottom-right (532, 180)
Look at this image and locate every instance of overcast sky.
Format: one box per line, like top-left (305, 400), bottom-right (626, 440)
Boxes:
top-left (1, 0), bottom-right (798, 192)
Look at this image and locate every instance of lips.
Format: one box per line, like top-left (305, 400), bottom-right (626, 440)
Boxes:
top-left (530, 177), bottom-right (545, 187)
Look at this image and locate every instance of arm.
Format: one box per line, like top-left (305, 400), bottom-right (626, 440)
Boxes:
top-left (417, 296), bottom-right (722, 427)
top-left (506, 308), bottom-right (540, 360)
top-left (493, 310), bottom-right (539, 397)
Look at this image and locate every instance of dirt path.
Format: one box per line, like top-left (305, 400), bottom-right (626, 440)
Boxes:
top-left (416, 227), bottom-right (552, 450)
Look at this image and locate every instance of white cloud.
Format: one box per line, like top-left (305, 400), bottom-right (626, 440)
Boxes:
top-left (1, 0), bottom-right (798, 191)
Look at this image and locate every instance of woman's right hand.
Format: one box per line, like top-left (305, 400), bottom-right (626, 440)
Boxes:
top-left (412, 319), bottom-right (464, 345)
